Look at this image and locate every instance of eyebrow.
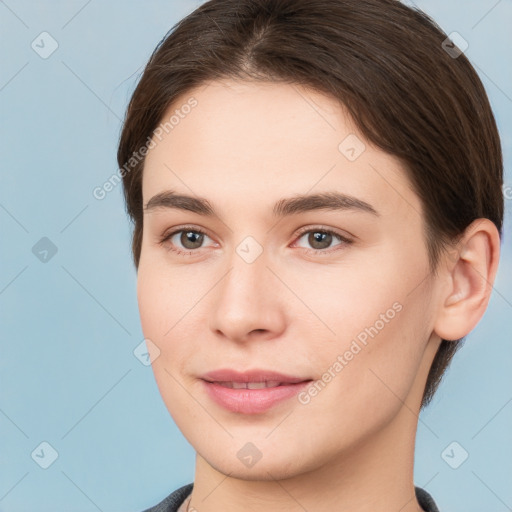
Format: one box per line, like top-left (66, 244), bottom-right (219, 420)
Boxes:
top-left (144, 190), bottom-right (379, 217)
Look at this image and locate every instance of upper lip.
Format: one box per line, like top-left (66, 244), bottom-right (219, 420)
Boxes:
top-left (201, 369), bottom-right (311, 384)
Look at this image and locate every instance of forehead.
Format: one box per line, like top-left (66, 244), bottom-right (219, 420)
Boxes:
top-left (142, 79), bottom-right (422, 221)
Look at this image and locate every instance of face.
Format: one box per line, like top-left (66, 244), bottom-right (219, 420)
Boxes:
top-left (138, 79), bottom-right (443, 480)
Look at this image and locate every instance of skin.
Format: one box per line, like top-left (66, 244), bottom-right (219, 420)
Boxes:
top-left (137, 79), bottom-right (500, 512)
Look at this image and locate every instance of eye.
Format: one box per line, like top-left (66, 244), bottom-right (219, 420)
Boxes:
top-left (159, 226), bottom-right (215, 255)
top-left (293, 227), bottom-right (353, 254)
top-left (159, 225), bottom-right (353, 257)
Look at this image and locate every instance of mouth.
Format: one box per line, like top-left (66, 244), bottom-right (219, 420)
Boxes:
top-left (201, 368), bottom-right (310, 385)
top-left (200, 369), bottom-right (313, 414)
top-left (211, 381), bottom-right (293, 389)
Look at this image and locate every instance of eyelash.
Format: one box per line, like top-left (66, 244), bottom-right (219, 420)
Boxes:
top-left (158, 225), bottom-right (353, 257)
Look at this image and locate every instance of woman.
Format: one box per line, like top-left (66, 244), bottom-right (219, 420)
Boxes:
top-left (117, 1), bottom-right (503, 510)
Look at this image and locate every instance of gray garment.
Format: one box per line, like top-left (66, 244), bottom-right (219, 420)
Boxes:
top-left (142, 483), bottom-right (193, 512)
top-left (142, 483), bottom-right (440, 512)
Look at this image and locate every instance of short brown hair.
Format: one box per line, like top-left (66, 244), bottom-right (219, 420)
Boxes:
top-left (117, 0), bottom-right (503, 408)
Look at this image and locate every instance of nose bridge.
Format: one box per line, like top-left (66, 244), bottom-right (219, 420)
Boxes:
top-left (209, 237), bottom-right (284, 340)
top-left (219, 240), bottom-right (271, 308)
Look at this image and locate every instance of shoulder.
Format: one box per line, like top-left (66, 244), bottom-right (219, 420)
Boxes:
top-left (415, 486), bottom-right (440, 512)
top-left (141, 483), bottom-right (194, 512)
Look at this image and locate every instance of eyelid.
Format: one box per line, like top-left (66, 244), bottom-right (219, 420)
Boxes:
top-left (160, 224), bottom-right (212, 241)
top-left (293, 224), bottom-right (354, 241)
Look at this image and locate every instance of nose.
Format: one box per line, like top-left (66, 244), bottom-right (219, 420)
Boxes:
top-left (208, 247), bottom-right (287, 343)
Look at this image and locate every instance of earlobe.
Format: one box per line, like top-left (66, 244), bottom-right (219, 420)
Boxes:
top-left (434, 219), bottom-right (500, 341)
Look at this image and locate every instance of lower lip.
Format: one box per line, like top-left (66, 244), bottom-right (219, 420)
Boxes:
top-left (202, 380), bottom-right (311, 414)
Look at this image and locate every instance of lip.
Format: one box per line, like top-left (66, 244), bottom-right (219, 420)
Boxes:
top-left (200, 368), bottom-right (312, 414)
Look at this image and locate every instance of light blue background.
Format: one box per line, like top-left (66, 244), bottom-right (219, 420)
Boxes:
top-left (1, 1), bottom-right (511, 511)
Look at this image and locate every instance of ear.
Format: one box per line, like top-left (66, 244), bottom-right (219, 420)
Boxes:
top-left (434, 218), bottom-right (501, 341)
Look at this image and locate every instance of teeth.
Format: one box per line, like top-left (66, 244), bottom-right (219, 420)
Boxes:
top-left (247, 381), bottom-right (281, 389)
top-left (216, 381), bottom-right (282, 389)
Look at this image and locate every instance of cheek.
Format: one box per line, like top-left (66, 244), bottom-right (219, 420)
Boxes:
top-left (279, 252), bottom-right (405, 348)
top-left (292, 301), bottom-right (429, 449)
top-left (136, 258), bottom-right (210, 373)
top-left (137, 264), bottom-right (166, 340)
top-left (137, 261), bottom-right (204, 431)
top-left (137, 254), bottom-right (196, 339)
top-left (137, 259), bottom-right (182, 374)
top-left (290, 250), bottom-right (432, 410)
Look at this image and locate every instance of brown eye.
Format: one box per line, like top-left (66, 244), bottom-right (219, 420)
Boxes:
top-left (308, 231), bottom-right (333, 250)
top-left (293, 227), bottom-right (353, 254)
top-left (180, 230), bottom-right (204, 249)
top-left (159, 227), bottom-right (213, 255)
